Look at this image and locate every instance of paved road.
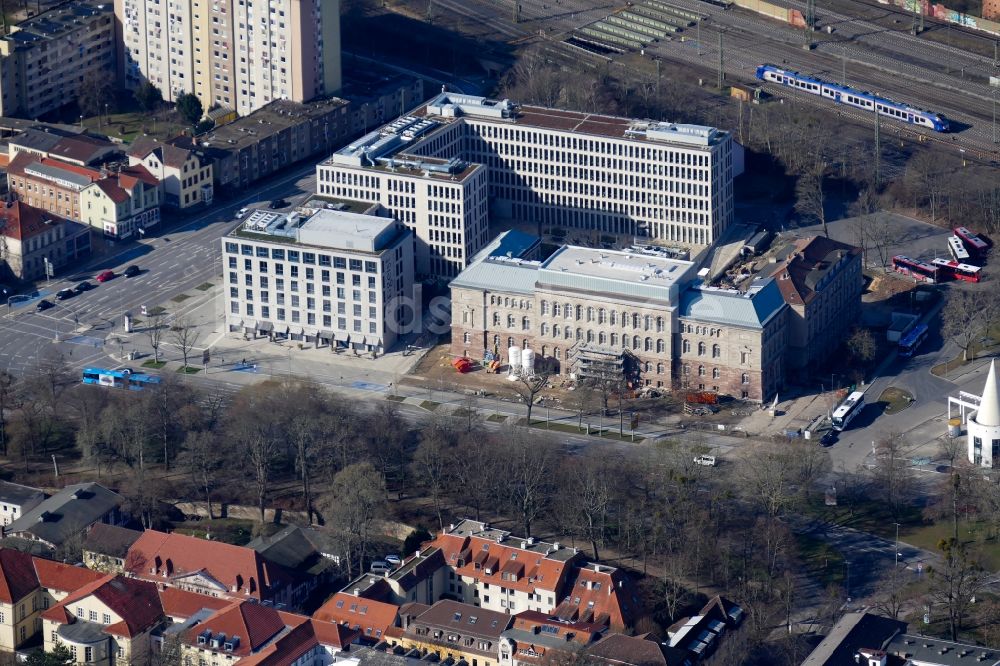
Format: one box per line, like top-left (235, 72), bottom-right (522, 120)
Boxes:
top-left (0, 163), bottom-right (320, 377)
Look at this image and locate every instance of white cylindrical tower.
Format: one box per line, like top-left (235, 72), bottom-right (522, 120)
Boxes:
top-left (522, 348), bottom-right (535, 377)
top-left (968, 360), bottom-right (1000, 467)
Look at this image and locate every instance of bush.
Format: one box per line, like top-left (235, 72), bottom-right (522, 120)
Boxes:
top-left (402, 527), bottom-right (432, 557)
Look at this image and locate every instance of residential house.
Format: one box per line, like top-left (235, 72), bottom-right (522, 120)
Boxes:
top-left (0, 548), bottom-right (104, 651)
top-left (178, 599), bottom-right (358, 666)
top-left (665, 596), bottom-right (745, 662)
top-left (247, 525), bottom-right (340, 606)
top-left (5, 483), bottom-right (125, 551)
top-left (81, 525), bottom-right (142, 574)
top-left (41, 575), bottom-right (165, 666)
top-left (79, 165), bottom-right (161, 239)
top-left (314, 579), bottom-right (401, 644)
top-left (8, 128), bottom-right (118, 167)
top-left (127, 137), bottom-right (213, 209)
top-left (0, 481), bottom-right (43, 528)
top-left (498, 611), bottom-right (606, 666)
top-left (0, 201), bottom-right (90, 281)
top-left (586, 633), bottom-right (694, 666)
top-left (125, 530), bottom-right (295, 606)
top-left (757, 235), bottom-right (863, 373)
top-left (389, 600), bottom-right (511, 666)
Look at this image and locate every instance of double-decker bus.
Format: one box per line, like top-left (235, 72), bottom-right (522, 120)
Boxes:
top-left (831, 391), bottom-right (866, 431)
top-left (891, 255), bottom-right (938, 283)
top-left (954, 227), bottom-right (990, 256)
top-left (930, 258), bottom-right (982, 283)
top-left (947, 235), bottom-right (971, 263)
top-left (898, 323), bottom-right (929, 358)
top-left (82, 368), bottom-right (161, 391)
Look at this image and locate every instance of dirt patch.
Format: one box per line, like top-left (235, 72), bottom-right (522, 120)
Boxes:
top-left (879, 386), bottom-right (914, 415)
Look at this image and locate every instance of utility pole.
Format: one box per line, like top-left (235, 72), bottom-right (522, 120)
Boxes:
top-left (874, 107), bottom-right (881, 188)
top-left (717, 32), bottom-right (724, 91)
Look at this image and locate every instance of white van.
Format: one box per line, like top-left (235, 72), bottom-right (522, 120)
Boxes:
top-left (369, 561), bottom-right (392, 574)
top-left (694, 455), bottom-right (717, 467)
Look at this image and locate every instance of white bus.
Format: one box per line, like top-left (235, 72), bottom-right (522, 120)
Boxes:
top-left (831, 391), bottom-right (865, 431)
top-left (947, 235), bottom-right (970, 263)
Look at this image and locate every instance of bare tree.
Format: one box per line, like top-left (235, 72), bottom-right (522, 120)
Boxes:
top-left (928, 538), bottom-right (991, 641)
top-left (145, 312), bottom-right (166, 363)
top-left (180, 430), bottom-right (222, 519)
top-left (500, 426), bottom-right (555, 538)
top-left (942, 290), bottom-right (986, 363)
top-left (321, 462), bottom-right (386, 577)
top-left (512, 372), bottom-right (551, 424)
top-left (795, 155), bottom-right (830, 237)
top-left (846, 327), bottom-right (876, 365)
top-left (0, 370), bottom-right (16, 456)
top-left (169, 316), bottom-right (201, 370)
top-left (870, 432), bottom-right (916, 522)
top-left (411, 415), bottom-right (457, 530)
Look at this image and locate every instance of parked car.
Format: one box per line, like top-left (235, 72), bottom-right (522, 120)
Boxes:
top-left (385, 554), bottom-right (401, 566)
top-left (269, 198), bottom-right (290, 210)
top-left (35, 299), bottom-right (54, 312)
top-left (95, 270), bottom-right (115, 283)
top-left (74, 281), bottom-right (93, 293)
top-left (55, 288), bottom-right (75, 301)
top-left (820, 431), bottom-right (838, 447)
top-left (369, 561), bottom-right (391, 575)
top-left (236, 207), bottom-right (249, 219)
top-left (123, 265), bottom-right (141, 278)
top-left (694, 455), bottom-right (717, 467)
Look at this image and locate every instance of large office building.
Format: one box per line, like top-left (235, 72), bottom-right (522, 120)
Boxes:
top-left (222, 202), bottom-right (414, 353)
top-left (317, 91), bottom-right (735, 280)
top-left (0, 0), bottom-right (117, 119)
top-left (449, 232), bottom-right (786, 401)
top-left (117, 0), bottom-right (341, 115)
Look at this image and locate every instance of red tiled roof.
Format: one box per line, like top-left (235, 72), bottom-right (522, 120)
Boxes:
top-left (236, 618), bottom-right (358, 666)
top-left (128, 529), bottom-right (289, 600)
top-left (185, 600), bottom-right (286, 657)
top-left (314, 592), bottom-right (399, 641)
top-left (0, 201), bottom-right (68, 241)
top-left (93, 179), bottom-right (129, 204)
top-left (119, 164), bottom-right (159, 187)
top-left (553, 566), bottom-right (637, 631)
top-left (430, 532), bottom-right (579, 596)
top-left (586, 633), bottom-right (669, 666)
top-left (159, 586), bottom-right (230, 620)
top-left (32, 557), bottom-right (104, 593)
top-left (6, 152), bottom-right (102, 180)
top-left (0, 548), bottom-right (39, 603)
top-left (45, 574), bottom-right (164, 638)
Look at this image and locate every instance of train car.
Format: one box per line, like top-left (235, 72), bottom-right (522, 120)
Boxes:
top-left (931, 258), bottom-right (982, 283)
top-left (892, 255), bottom-right (939, 283)
top-left (954, 226), bottom-right (990, 256)
top-left (755, 64), bottom-right (950, 132)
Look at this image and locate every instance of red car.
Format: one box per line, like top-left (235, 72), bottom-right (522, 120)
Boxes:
top-left (95, 270), bottom-right (115, 283)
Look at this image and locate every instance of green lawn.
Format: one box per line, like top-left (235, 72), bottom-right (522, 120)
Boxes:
top-left (879, 387), bottom-right (914, 415)
top-left (141, 360), bottom-right (166, 369)
top-left (83, 110), bottom-right (189, 143)
top-left (795, 533), bottom-right (846, 588)
top-left (901, 520), bottom-right (1000, 570)
top-left (420, 400), bottom-right (440, 411)
top-left (385, 394), bottom-right (405, 402)
top-left (487, 414), bottom-right (507, 423)
top-left (195, 283), bottom-right (214, 292)
top-left (176, 366), bottom-right (201, 374)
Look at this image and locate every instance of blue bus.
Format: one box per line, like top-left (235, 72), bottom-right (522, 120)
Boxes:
top-left (898, 324), bottom-right (929, 358)
top-left (82, 368), bottom-right (162, 390)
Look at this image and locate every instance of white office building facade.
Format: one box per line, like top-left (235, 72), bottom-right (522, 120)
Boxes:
top-left (222, 206), bottom-right (414, 353)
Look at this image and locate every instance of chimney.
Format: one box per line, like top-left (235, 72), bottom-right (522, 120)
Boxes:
top-left (553, 543), bottom-right (560, 551)
top-left (353, 589), bottom-right (360, 596)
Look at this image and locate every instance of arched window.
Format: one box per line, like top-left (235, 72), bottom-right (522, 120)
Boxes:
top-left (682, 339), bottom-right (691, 353)
top-left (555, 348), bottom-right (561, 359)
top-left (522, 316), bottom-right (530, 331)
top-left (586, 307), bottom-right (595, 322)
top-left (586, 330), bottom-right (595, 343)
top-left (598, 308), bottom-right (607, 324)
top-left (698, 342), bottom-right (706, 356)
top-left (742, 373), bottom-right (750, 384)
top-left (553, 324), bottom-right (560, 338)
top-left (463, 332), bottom-right (471, 343)
top-left (656, 339), bottom-right (665, 353)
top-left (610, 310), bottom-right (618, 326)
top-left (540, 323), bottom-right (549, 336)
top-left (656, 317), bottom-right (664, 333)
top-left (713, 367), bottom-right (720, 379)
top-left (507, 314), bottom-right (515, 328)
top-left (599, 332), bottom-right (607, 345)
top-left (493, 335), bottom-right (500, 347)
top-left (644, 337), bottom-right (653, 352)
top-left (623, 336), bottom-right (630, 349)
top-left (682, 364), bottom-right (690, 376)
top-left (507, 337), bottom-right (514, 348)
top-left (565, 328), bottom-right (572, 340)
top-left (698, 365), bottom-right (705, 376)
top-left (633, 335), bottom-right (641, 349)
top-left (644, 315), bottom-right (652, 331)
top-left (490, 295), bottom-right (496, 305)
top-left (611, 333), bottom-right (619, 347)
top-left (712, 344), bottom-right (721, 358)
top-left (576, 328), bottom-right (583, 341)
top-left (493, 313), bottom-right (501, 326)
top-left (540, 300), bottom-right (549, 315)
top-left (565, 303), bottom-right (573, 319)
top-left (541, 346), bottom-right (548, 357)
top-left (632, 313), bottom-right (640, 329)
top-left (575, 305), bottom-right (583, 320)
top-left (504, 297), bottom-right (510, 307)
top-left (553, 302), bottom-right (562, 317)
top-left (657, 363), bottom-right (664, 374)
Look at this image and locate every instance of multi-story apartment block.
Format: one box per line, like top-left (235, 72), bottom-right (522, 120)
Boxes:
top-left (449, 232), bottom-right (788, 401)
top-left (127, 137), bottom-right (214, 208)
top-left (759, 236), bottom-right (863, 373)
top-left (222, 204), bottom-right (415, 354)
top-left (117, 0), bottom-right (341, 114)
top-left (317, 92), bottom-right (735, 279)
top-left (0, 0), bottom-right (116, 119)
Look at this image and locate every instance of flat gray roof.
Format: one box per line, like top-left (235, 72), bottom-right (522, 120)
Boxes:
top-left (538, 246), bottom-right (693, 302)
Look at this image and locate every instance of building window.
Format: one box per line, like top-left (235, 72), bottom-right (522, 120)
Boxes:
top-left (698, 342), bottom-right (706, 356)
top-left (713, 368), bottom-right (720, 379)
top-left (713, 344), bottom-right (721, 358)
top-left (682, 339), bottom-right (690, 353)
top-left (742, 373), bottom-right (750, 384)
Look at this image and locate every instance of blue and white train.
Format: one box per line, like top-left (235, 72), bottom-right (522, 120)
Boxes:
top-left (755, 64), bottom-right (950, 132)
